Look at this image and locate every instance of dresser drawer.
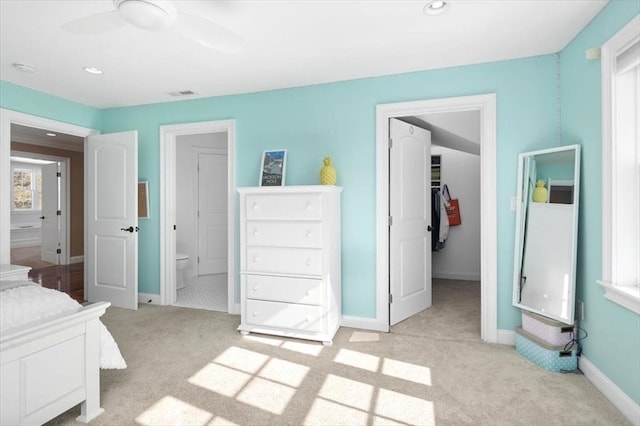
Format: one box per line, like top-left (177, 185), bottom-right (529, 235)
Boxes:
top-left (246, 247), bottom-right (322, 276)
top-left (244, 274), bottom-right (322, 305)
top-left (246, 300), bottom-right (323, 332)
top-left (246, 221), bottom-right (322, 248)
top-left (245, 194), bottom-right (322, 220)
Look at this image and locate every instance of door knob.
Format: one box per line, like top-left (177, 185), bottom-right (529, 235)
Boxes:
top-left (427, 225), bottom-right (433, 232)
top-left (40, 216), bottom-right (45, 220)
top-left (121, 226), bottom-right (134, 233)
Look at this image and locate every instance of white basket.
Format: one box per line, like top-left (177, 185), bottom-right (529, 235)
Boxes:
top-left (521, 309), bottom-right (575, 346)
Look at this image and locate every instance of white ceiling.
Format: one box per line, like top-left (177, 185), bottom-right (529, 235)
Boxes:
top-left (0, 0), bottom-right (607, 109)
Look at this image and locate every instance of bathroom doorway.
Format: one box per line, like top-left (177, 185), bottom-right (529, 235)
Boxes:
top-left (159, 120), bottom-right (236, 313)
top-left (174, 134), bottom-right (228, 311)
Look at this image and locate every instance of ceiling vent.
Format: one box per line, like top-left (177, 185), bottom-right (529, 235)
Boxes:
top-left (168, 90), bottom-right (197, 97)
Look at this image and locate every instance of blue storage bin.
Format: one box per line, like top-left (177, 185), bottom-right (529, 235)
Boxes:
top-left (515, 327), bottom-right (577, 373)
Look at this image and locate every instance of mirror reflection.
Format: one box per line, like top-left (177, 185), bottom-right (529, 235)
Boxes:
top-left (512, 145), bottom-right (580, 324)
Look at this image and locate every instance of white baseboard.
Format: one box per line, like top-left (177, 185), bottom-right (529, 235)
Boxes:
top-left (10, 239), bottom-right (41, 248)
top-left (341, 315), bottom-right (389, 332)
top-left (497, 328), bottom-right (516, 345)
top-left (69, 255), bottom-right (84, 264)
top-left (232, 303), bottom-right (241, 315)
top-left (138, 292), bottom-right (161, 305)
top-left (432, 271), bottom-right (481, 281)
top-left (580, 356), bottom-right (640, 426)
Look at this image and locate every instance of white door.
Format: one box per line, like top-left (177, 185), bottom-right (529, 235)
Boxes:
top-left (40, 162), bottom-right (59, 264)
top-left (389, 118), bottom-right (432, 325)
top-left (86, 131), bottom-right (138, 310)
top-left (197, 152), bottom-right (228, 275)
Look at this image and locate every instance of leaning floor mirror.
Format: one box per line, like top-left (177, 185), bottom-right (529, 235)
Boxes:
top-left (512, 145), bottom-right (581, 324)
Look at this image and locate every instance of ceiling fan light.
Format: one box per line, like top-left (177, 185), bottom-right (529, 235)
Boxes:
top-left (116, 0), bottom-right (176, 30)
top-left (423, 0), bottom-right (450, 15)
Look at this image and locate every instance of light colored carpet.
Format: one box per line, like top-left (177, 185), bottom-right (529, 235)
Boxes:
top-left (47, 279), bottom-right (630, 426)
top-left (174, 274), bottom-right (228, 312)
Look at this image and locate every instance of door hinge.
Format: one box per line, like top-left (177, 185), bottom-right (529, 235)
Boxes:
top-left (56, 248), bottom-right (62, 254)
top-left (197, 257), bottom-right (200, 263)
top-left (388, 137), bottom-right (393, 149)
top-left (56, 210), bottom-right (61, 216)
top-left (173, 224), bottom-right (177, 230)
top-left (388, 216), bottom-right (393, 226)
top-left (389, 294), bottom-right (393, 304)
top-left (56, 171), bottom-right (61, 177)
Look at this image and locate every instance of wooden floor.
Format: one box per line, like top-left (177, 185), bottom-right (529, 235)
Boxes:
top-left (11, 246), bottom-right (84, 303)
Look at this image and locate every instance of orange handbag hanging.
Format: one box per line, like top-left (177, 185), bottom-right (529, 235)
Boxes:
top-left (442, 184), bottom-right (462, 226)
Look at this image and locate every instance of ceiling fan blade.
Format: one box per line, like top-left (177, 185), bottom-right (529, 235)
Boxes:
top-left (61, 10), bottom-right (126, 35)
top-left (173, 14), bottom-right (243, 53)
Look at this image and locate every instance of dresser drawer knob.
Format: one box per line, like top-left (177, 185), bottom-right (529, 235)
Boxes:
top-left (252, 203), bottom-right (259, 210)
top-left (305, 202), bottom-right (312, 210)
top-left (253, 311), bottom-right (259, 317)
top-left (304, 317), bottom-right (310, 322)
top-left (253, 286), bottom-right (260, 291)
top-left (305, 259), bottom-right (312, 266)
top-left (305, 231), bottom-right (312, 239)
top-left (306, 291), bottom-right (312, 296)
top-left (253, 256), bottom-right (260, 263)
top-left (253, 230), bottom-right (259, 237)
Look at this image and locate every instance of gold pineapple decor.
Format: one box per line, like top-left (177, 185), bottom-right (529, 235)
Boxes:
top-left (320, 157), bottom-right (336, 185)
top-left (532, 179), bottom-right (548, 203)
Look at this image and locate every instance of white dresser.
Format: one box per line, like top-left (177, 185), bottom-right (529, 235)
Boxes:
top-left (237, 185), bottom-right (342, 345)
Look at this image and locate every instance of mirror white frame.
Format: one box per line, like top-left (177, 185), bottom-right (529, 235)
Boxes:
top-left (512, 144), bottom-right (581, 324)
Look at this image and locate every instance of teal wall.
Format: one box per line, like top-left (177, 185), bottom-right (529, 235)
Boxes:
top-left (100, 55), bottom-right (558, 322)
top-left (0, 81), bottom-right (101, 130)
top-left (1, 1), bottom-right (637, 406)
top-left (560, 0), bottom-right (640, 406)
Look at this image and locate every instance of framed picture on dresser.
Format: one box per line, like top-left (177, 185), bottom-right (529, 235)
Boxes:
top-left (260, 149), bottom-right (287, 186)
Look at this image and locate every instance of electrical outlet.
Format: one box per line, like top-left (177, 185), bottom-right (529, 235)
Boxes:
top-left (577, 300), bottom-right (585, 320)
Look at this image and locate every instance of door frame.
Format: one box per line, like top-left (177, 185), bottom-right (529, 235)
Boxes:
top-left (11, 150), bottom-right (70, 265)
top-left (0, 108), bottom-right (97, 265)
top-left (159, 120), bottom-right (236, 312)
top-left (375, 94), bottom-right (498, 343)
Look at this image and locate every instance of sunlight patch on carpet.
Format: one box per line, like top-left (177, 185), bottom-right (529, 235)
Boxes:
top-left (189, 363), bottom-right (252, 397)
top-left (305, 398), bottom-right (370, 425)
top-left (259, 357), bottom-right (310, 387)
top-left (237, 377), bottom-right (297, 415)
top-left (135, 395), bottom-right (212, 425)
top-left (334, 348), bottom-right (380, 372)
top-left (375, 388), bottom-right (435, 425)
top-left (318, 374), bottom-right (374, 411)
top-left (349, 331), bottom-right (381, 342)
top-left (214, 346), bottom-right (269, 374)
top-left (382, 358), bottom-right (432, 386)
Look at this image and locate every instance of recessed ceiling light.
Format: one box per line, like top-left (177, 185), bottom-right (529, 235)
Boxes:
top-left (83, 66), bottom-right (104, 75)
top-left (46, 132), bottom-right (57, 137)
top-left (12, 63), bottom-right (36, 73)
top-left (423, 0), bottom-right (450, 15)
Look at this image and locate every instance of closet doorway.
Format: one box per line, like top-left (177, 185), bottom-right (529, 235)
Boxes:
top-left (375, 94), bottom-right (499, 343)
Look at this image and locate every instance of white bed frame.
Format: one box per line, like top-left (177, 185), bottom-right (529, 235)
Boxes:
top-left (0, 301), bottom-right (110, 425)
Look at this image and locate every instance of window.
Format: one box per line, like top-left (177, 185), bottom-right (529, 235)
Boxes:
top-left (599, 16), bottom-right (640, 315)
top-left (11, 164), bottom-right (42, 211)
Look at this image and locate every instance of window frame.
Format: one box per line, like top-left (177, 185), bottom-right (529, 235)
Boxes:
top-left (598, 16), bottom-right (640, 315)
top-left (10, 163), bottom-right (42, 212)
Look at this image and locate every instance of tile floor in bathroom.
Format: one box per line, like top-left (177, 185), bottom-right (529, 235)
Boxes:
top-left (174, 273), bottom-right (228, 312)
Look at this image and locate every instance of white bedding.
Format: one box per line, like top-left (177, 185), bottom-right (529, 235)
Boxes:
top-left (0, 282), bottom-right (127, 369)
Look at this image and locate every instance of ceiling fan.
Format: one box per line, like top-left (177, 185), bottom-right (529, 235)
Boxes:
top-left (61, 0), bottom-right (242, 53)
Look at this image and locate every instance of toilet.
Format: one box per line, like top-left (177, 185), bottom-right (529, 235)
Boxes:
top-left (176, 253), bottom-right (190, 290)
